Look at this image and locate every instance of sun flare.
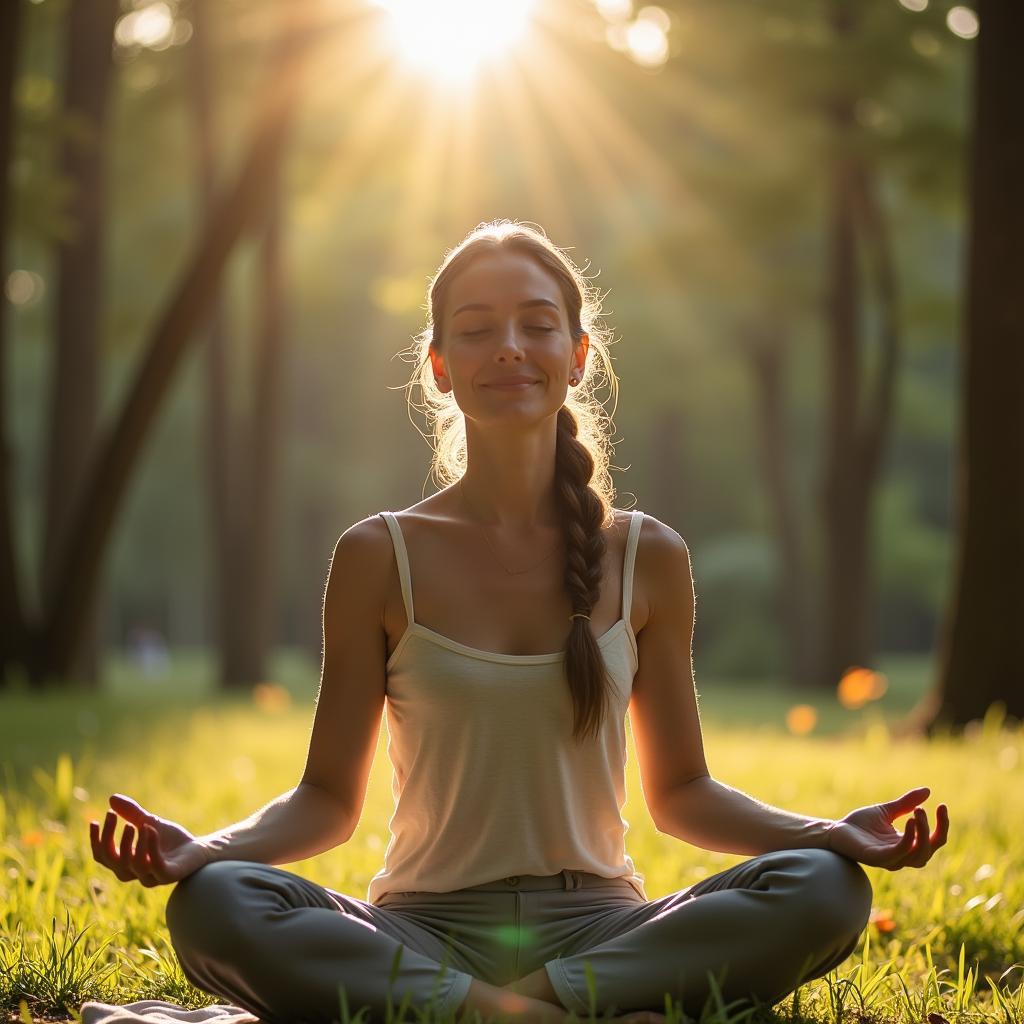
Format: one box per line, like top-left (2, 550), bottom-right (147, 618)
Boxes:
top-left (372, 0), bottom-right (538, 81)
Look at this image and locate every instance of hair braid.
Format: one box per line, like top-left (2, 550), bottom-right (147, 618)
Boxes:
top-left (555, 406), bottom-right (614, 742)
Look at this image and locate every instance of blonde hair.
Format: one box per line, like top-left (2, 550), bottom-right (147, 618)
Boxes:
top-left (402, 219), bottom-right (624, 742)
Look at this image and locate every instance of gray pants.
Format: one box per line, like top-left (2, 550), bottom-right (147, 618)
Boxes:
top-left (165, 848), bottom-right (872, 1024)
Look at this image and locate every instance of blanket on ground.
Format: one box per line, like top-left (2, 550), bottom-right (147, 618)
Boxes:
top-left (80, 1000), bottom-right (261, 1024)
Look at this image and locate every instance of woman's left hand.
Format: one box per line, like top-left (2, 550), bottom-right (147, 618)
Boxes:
top-left (824, 787), bottom-right (949, 870)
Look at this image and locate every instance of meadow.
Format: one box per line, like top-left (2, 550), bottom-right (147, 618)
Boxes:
top-left (1, 651), bottom-right (1021, 1024)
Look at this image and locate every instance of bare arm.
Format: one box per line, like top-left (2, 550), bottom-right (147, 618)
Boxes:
top-left (630, 517), bottom-right (947, 868)
top-left (652, 776), bottom-right (833, 855)
top-left (196, 782), bottom-right (357, 865)
top-left (91, 518), bottom-right (392, 883)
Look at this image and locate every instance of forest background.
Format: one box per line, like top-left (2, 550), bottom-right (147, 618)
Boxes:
top-left (1, 0), bottom-right (1019, 727)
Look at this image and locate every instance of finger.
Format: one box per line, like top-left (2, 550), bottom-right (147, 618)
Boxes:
top-left (134, 821), bottom-right (157, 878)
top-left (880, 787), bottom-right (930, 820)
top-left (100, 809), bottom-right (118, 859)
top-left (109, 793), bottom-right (152, 829)
top-left (881, 818), bottom-right (917, 870)
top-left (928, 803), bottom-right (949, 848)
top-left (144, 824), bottom-right (170, 879)
top-left (117, 823), bottom-right (138, 879)
top-left (89, 819), bottom-right (106, 867)
top-left (904, 808), bottom-right (934, 867)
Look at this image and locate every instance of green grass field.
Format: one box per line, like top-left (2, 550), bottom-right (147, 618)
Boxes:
top-left (1, 651), bottom-right (1022, 1024)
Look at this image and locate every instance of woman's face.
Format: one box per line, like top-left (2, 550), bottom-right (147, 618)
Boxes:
top-left (429, 248), bottom-right (588, 424)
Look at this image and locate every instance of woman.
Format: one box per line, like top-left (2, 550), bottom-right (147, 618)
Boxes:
top-left (90, 220), bottom-right (949, 1024)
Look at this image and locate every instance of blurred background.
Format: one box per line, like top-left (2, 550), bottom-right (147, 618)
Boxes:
top-left (1, 0), bottom-right (1020, 744)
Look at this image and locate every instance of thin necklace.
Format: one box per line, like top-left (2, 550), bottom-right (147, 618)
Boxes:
top-left (459, 478), bottom-right (563, 576)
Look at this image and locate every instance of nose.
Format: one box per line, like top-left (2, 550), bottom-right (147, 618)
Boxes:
top-left (494, 320), bottom-right (526, 362)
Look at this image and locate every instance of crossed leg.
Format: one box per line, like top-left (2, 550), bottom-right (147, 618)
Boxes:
top-left (510, 848), bottom-right (873, 1018)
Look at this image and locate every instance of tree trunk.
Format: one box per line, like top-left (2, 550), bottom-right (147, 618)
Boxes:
top-left (16, 15), bottom-right (312, 687)
top-left (817, 0), bottom-right (901, 689)
top-left (913, 0), bottom-right (1024, 730)
top-left (189, 3), bottom-right (287, 691)
top-left (0, 0), bottom-right (26, 680)
top-left (44, 0), bottom-right (120, 689)
top-left (744, 318), bottom-right (816, 688)
top-left (188, 1), bottom-right (243, 688)
top-left (232, 176), bottom-right (285, 688)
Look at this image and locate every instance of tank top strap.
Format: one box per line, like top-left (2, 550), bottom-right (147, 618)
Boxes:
top-left (379, 511), bottom-right (415, 626)
top-left (621, 510), bottom-right (644, 623)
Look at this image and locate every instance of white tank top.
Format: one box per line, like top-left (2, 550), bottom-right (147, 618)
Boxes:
top-left (366, 509), bottom-right (647, 906)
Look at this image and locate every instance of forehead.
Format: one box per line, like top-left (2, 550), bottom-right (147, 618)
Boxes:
top-left (445, 248), bottom-right (565, 314)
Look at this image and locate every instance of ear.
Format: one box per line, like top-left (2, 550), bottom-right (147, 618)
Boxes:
top-left (574, 334), bottom-right (590, 374)
top-left (429, 346), bottom-right (452, 393)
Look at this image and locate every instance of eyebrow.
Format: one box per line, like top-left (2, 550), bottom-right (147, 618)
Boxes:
top-left (452, 298), bottom-right (561, 317)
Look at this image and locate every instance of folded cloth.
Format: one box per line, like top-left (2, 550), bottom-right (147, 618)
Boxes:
top-left (80, 1000), bottom-right (261, 1024)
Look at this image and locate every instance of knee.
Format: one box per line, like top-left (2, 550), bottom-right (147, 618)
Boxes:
top-left (166, 860), bottom-right (253, 957)
top-left (796, 848), bottom-right (873, 938)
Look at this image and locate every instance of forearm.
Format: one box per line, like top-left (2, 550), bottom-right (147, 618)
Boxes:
top-left (654, 774), bottom-right (835, 856)
top-left (197, 782), bottom-right (353, 865)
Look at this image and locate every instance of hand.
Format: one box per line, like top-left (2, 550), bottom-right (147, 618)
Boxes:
top-left (825, 786), bottom-right (949, 871)
top-left (89, 793), bottom-right (214, 887)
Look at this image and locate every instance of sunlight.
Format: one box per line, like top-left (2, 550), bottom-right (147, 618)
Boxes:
top-left (372, 0), bottom-right (538, 82)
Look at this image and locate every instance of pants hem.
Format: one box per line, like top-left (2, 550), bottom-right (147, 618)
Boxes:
top-left (544, 959), bottom-right (589, 1016)
top-left (438, 969), bottom-right (475, 1018)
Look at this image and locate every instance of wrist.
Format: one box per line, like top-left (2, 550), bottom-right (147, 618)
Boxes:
top-left (819, 819), bottom-right (839, 851)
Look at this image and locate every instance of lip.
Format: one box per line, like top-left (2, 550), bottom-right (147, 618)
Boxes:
top-left (485, 377), bottom-right (539, 389)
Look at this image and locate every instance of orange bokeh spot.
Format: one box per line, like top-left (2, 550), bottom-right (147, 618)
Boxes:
top-left (837, 666), bottom-right (889, 709)
top-left (253, 682), bottom-right (292, 713)
top-left (21, 831), bottom-right (44, 847)
top-left (786, 704), bottom-right (817, 735)
top-left (869, 907), bottom-right (897, 932)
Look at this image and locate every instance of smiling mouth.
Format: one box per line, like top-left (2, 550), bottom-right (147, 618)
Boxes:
top-left (486, 380), bottom-right (538, 389)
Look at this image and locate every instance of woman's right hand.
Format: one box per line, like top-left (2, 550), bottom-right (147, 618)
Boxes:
top-left (89, 793), bottom-right (214, 887)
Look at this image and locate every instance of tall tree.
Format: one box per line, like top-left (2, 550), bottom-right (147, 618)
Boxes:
top-left (914, 0), bottom-right (1024, 729)
top-left (0, 1), bottom-right (24, 676)
top-left (189, 2), bottom-right (287, 689)
top-left (43, 0), bottom-right (120, 688)
top-left (0, 1), bottom-right (322, 687)
top-left (818, 0), bottom-right (902, 688)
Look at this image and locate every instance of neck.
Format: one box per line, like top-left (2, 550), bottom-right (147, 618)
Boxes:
top-left (460, 421), bottom-right (560, 530)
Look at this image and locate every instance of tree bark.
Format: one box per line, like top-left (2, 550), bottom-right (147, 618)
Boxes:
top-left (817, 0), bottom-right (901, 689)
top-left (913, 0), bottom-right (1024, 730)
top-left (43, 0), bottom-right (120, 689)
top-left (232, 175), bottom-right (285, 688)
top-left (188, 1), bottom-right (241, 687)
top-left (0, 0), bottom-right (25, 679)
top-left (744, 318), bottom-right (816, 689)
top-left (21, 16), bottom-right (311, 686)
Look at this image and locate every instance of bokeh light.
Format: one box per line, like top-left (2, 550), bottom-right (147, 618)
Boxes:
top-left (5, 270), bottom-right (45, 307)
top-left (114, 2), bottom-right (175, 50)
top-left (596, 0), bottom-right (633, 22)
top-left (837, 666), bottom-right (889, 710)
top-left (947, 5), bottom-right (979, 39)
top-left (785, 704), bottom-right (818, 735)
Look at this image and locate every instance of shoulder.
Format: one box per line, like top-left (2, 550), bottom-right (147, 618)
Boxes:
top-left (332, 514), bottom-right (394, 562)
top-left (326, 515), bottom-right (397, 600)
top-left (628, 512), bottom-right (694, 627)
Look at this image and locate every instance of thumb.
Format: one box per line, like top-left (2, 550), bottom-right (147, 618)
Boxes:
top-left (881, 787), bottom-right (930, 819)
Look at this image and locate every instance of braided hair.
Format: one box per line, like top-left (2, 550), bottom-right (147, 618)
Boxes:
top-left (403, 219), bottom-right (622, 742)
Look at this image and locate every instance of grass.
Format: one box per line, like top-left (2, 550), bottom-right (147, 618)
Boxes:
top-left (1, 649), bottom-right (1022, 1024)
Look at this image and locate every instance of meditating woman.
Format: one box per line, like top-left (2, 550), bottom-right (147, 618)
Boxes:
top-left (90, 220), bottom-right (948, 1024)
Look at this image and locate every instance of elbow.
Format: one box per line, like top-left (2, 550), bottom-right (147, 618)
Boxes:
top-left (650, 772), bottom-right (713, 835)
